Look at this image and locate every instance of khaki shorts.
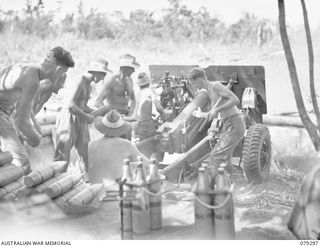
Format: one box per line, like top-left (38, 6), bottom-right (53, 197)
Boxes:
top-left (209, 114), bottom-right (245, 170)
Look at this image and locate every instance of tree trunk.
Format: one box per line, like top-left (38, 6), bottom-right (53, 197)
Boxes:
top-left (300, 0), bottom-right (320, 130)
top-left (278, 0), bottom-right (320, 151)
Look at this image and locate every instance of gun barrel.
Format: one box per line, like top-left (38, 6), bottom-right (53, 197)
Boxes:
top-left (174, 90), bottom-right (210, 123)
top-left (161, 135), bottom-right (212, 181)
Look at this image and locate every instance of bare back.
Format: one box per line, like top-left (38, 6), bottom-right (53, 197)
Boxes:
top-left (0, 64), bottom-right (39, 112)
top-left (0, 63), bottom-right (41, 146)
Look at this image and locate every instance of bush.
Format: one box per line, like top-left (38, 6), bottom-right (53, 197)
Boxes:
top-left (0, 0), bottom-right (273, 46)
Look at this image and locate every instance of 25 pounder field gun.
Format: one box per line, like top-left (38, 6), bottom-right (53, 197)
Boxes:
top-left (136, 65), bottom-right (271, 184)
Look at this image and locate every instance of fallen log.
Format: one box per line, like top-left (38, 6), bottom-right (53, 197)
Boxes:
top-left (263, 115), bottom-right (305, 128)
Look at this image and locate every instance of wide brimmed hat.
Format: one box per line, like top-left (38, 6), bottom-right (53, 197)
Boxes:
top-left (119, 54), bottom-right (140, 69)
top-left (137, 72), bottom-right (150, 87)
top-left (94, 110), bottom-right (132, 137)
top-left (88, 58), bottom-right (112, 74)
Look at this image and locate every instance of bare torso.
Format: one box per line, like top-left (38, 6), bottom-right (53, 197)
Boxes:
top-left (75, 76), bottom-right (92, 109)
top-left (31, 80), bottom-right (52, 114)
top-left (102, 73), bottom-right (133, 109)
top-left (208, 81), bottom-right (239, 118)
top-left (134, 88), bottom-right (155, 121)
top-left (0, 64), bottom-right (39, 112)
top-left (65, 74), bottom-right (93, 112)
top-left (0, 63), bottom-right (41, 147)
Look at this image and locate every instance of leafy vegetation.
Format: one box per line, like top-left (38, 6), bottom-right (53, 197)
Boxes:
top-left (0, 0), bottom-right (277, 44)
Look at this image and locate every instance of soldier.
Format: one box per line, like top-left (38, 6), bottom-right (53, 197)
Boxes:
top-left (54, 59), bottom-right (111, 176)
top-left (0, 47), bottom-right (74, 172)
top-left (132, 72), bottom-right (167, 141)
top-left (94, 54), bottom-right (139, 117)
top-left (88, 109), bottom-right (149, 183)
top-left (189, 67), bottom-right (245, 175)
top-left (31, 74), bottom-right (67, 135)
top-left (257, 19), bottom-right (274, 48)
top-left (33, 74), bottom-right (67, 115)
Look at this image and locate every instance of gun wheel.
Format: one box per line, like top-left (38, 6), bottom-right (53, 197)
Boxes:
top-left (241, 124), bottom-right (271, 184)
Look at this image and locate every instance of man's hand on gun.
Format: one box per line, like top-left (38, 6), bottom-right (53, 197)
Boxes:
top-left (192, 107), bottom-right (209, 119)
top-left (208, 108), bottom-right (218, 122)
top-left (193, 107), bottom-right (218, 121)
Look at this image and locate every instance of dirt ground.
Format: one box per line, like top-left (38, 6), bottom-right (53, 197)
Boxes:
top-left (3, 122), bottom-right (315, 240)
top-left (0, 159), bottom-right (299, 240)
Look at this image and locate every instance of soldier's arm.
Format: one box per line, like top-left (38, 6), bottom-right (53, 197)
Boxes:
top-left (94, 77), bottom-right (112, 108)
top-left (153, 97), bottom-right (165, 116)
top-left (211, 82), bottom-right (240, 113)
top-left (30, 109), bottom-right (42, 135)
top-left (67, 77), bottom-right (94, 123)
top-left (83, 106), bottom-right (95, 113)
top-left (149, 87), bottom-right (165, 115)
top-left (84, 84), bottom-right (95, 113)
top-left (127, 78), bottom-right (136, 116)
top-left (14, 71), bottom-right (41, 147)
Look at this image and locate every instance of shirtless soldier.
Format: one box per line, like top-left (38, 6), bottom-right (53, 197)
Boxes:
top-left (0, 47), bottom-right (74, 172)
top-left (94, 54), bottom-right (139, 116)
top-left (33, 74), bottom-right (67, 115)
top-left (189, 67), bottom-right (245, 175)
top-left (54, 59), bottom-right (111, 175)
top-left (133, 72), bottom-right (167, 141)
top-left (30, 74), bottom-right (67, 135)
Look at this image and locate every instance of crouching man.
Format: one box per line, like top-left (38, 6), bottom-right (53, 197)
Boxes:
top-left (88, 110), bottom-right (149, 183)
top-left (0, 47), bottom-right (74, 172)
top-left (30, 74), bottom-right (67, 135)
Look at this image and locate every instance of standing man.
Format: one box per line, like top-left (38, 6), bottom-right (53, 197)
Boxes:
top-left (133, 72), bottom-right (167, 141)
top-left (94, 54), bottom-right (139, 117)
top-left (189, 67), bottom-right (245, 175)
top-left (0, 47), bottom-right (74, 172)
top-left (54, 59), bottom-right (111, 176)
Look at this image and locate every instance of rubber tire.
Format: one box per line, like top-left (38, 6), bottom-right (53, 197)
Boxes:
top-left (241, 124), bottom-right (271, 184)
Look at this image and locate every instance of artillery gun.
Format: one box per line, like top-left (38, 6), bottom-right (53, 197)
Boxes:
top-left (137, 65), bottom-right (271, 184)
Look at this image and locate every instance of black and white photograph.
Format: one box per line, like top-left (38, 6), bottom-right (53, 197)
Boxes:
top-left (0, 0), bottom-right (320, 243)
